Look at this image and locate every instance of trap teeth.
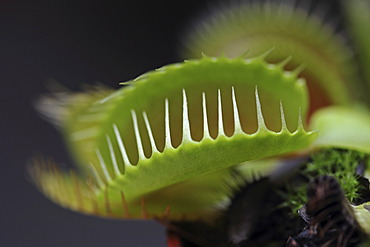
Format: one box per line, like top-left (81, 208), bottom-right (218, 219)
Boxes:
top-left (32, 56), bottom-right (316, 220)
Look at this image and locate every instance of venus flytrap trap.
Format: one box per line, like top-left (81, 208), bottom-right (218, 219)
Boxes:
top-left (30, 0), bottom-right (370, 246)
top-left (32, 55), bottom-right (316, 220)
top-left (181, 0), bottom-right (362, 110)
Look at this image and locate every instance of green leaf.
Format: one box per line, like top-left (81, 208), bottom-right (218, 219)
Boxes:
top-left (310, 106), bottom-right (370, 154)
top-left (353, 202), bottom-right (370, 234)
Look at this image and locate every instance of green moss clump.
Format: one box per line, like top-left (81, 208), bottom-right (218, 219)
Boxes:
top-left (283, 148), bottom-right (369, 214)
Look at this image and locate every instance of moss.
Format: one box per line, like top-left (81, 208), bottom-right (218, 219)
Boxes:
top-left (284, 148), bottom-right (369, 214)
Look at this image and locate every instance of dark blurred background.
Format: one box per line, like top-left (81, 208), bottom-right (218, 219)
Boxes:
top-left (0, 0), bottom-right (210, 246)
top-left (0, 0), bottom-right (343, 246)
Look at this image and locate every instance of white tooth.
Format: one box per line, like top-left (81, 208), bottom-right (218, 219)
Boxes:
top-left (77, 113), bottom-right (105, 123)
top-left (88, 163), bottom-right (105, 189)
top-left (291, 64), bottom-right (306, 77)
top-left (296, 107), bottom-right (304, 132)
top-left (279, 101), bottom-right (288, 132)
top-left (231, 87), bottom-right (243, 134)
top-left (52, 169), bottom-right (69, 200)
top-left (164, 98), bottom-right (172, 149)
top-left (255, 87), bottom-right (268, 131)
top-left (95, 149), bottom-right (112, 182)
top-left (70, 171), bottom-right (83, 210)
top-left (217, 89), bottom-right (225, 137)
top-left (142, 111), bottom-right (159, 154)
top-left (182, 89), bottom-right (192, 142)
top-left (276, 56), bottom-right (292, 69)
top-left (202, 92), bottom-right (211, 139)
top-left (106, 135), bottom-right (121, 176)
top-left (113, 124), bottom-right (132, 166)
top-left (131, 110), bottom-right (146, 160)
top-left (256, 47), bottom-right (275, 61)
top-left (71, 127), bottom-right (98, 141)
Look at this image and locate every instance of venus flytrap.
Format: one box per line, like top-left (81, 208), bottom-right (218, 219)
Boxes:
top-left (180, 0), bottom-right (370, 244)
top-left (181, 0), bottom-right (361, 110)
top-left (30, 0), bottom-right (370, 245)
top-left (32, 54), bottom-right (316, 221)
